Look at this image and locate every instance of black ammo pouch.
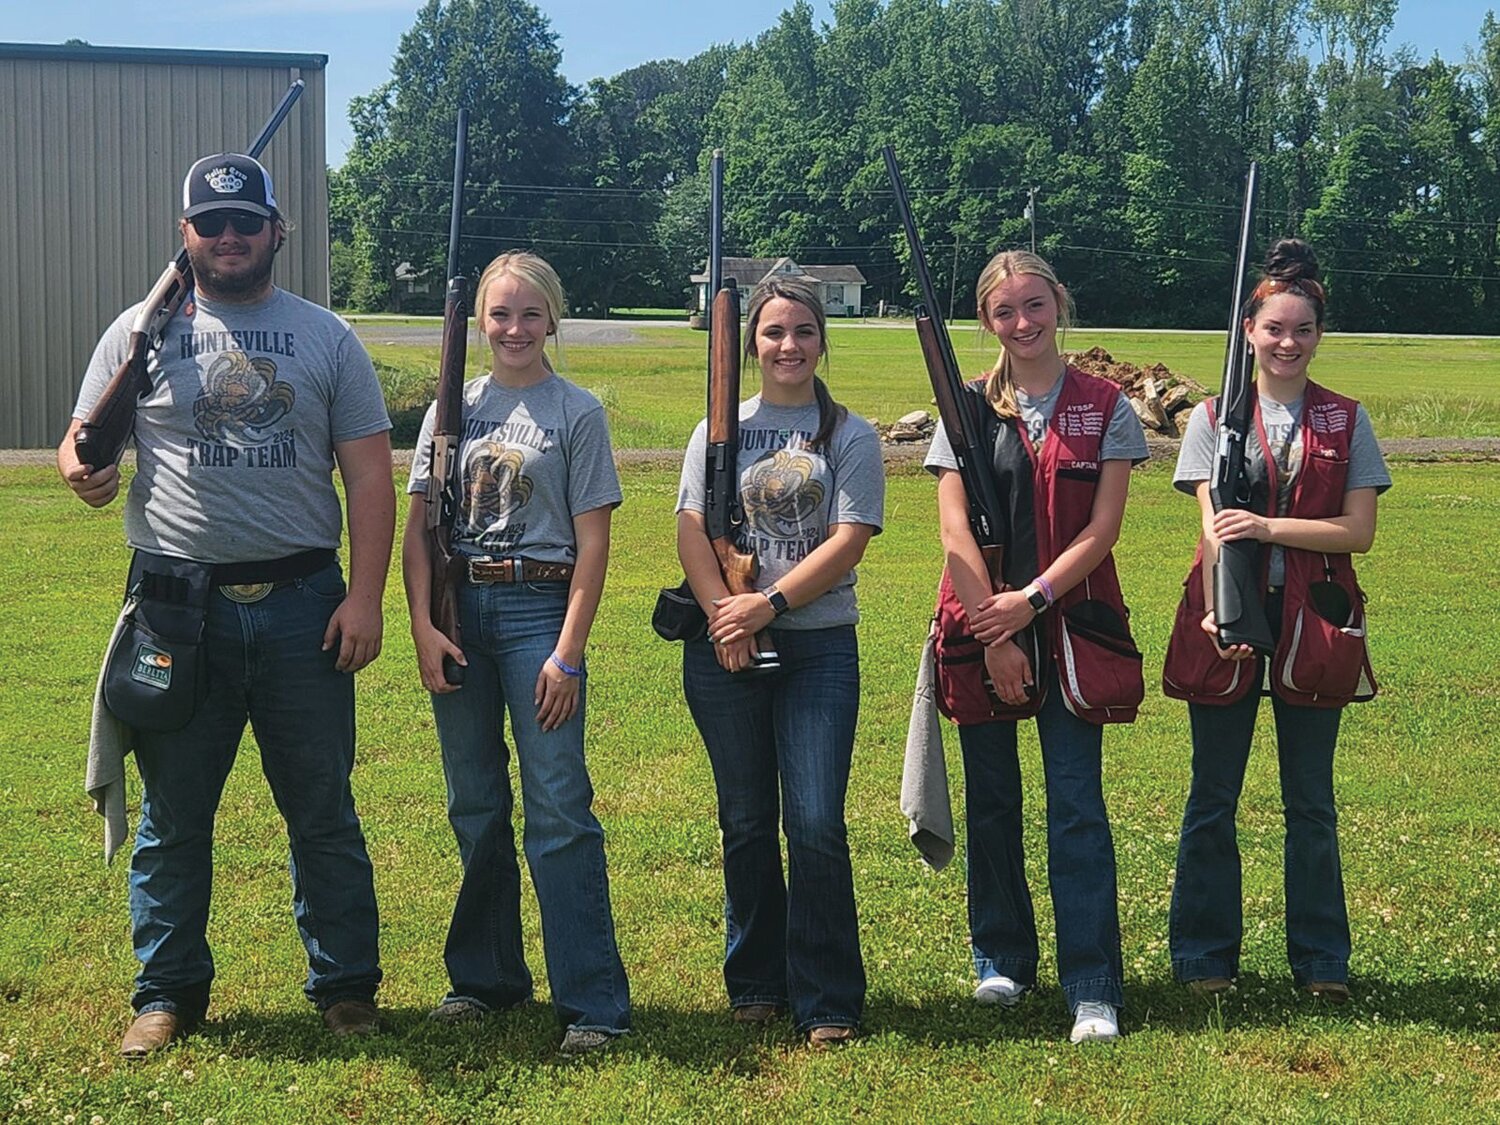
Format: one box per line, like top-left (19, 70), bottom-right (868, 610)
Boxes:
top-left (103, 552), bottom-right (213, 732)
top-left (652, 578), bottom-right (707, 643)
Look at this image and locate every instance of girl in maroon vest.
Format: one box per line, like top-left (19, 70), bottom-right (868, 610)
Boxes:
top-left (924, 250), bottom-right (1147, 1044)
top-left (1163, 239), bottom-right (1390, 1002)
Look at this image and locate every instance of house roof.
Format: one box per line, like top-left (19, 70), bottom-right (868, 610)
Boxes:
top-left (690, 256), bottom-right (866, 286)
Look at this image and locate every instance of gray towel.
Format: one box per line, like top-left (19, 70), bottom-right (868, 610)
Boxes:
top-left (899, 630), bottom-right (954, 871)
top-left (85, 608), bottom-right (133, 864)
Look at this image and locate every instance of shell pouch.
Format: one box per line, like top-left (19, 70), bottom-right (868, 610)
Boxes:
top-left (103, 552), bottom-right (212, 732)
top-left (1273, 553), bottom-right (1375, 705)
top-left (1161, 562), bottom-right (1255, 705)
top-left (652, 578), bottom-right (708, 643)
top-left (932, 568), bottom-right (1045, 725)
top-left (1056, 583), bottom-right (1144, 721)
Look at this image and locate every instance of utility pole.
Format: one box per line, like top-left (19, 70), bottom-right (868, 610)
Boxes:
top-left (1026, 186), bottom-right (1038, 253)
top-left (949, 237), bottom-right (960, 320)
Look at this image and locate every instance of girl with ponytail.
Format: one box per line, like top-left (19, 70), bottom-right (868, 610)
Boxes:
top-left (924, 249), bottom-right (1148, 1044)
top-left (675, 275), bottom-right (884, 1047)
top-left (1164, 239), bottom-right (1390, 1003)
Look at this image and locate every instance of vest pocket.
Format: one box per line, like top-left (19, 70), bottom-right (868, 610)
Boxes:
top-left (1058, 600), bottom-right (1144, 716)
top-left (1161, 571), bottom-right (1252, 703)
top-left (1276, 592), bottom-right (1366, 701)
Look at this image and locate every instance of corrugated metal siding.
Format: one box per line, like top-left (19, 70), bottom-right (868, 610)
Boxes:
top-left (0, 51), bottom-right (327, 448)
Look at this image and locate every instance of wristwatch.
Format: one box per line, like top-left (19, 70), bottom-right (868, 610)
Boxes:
top-left (1023, 584), bottom-right (1049, 614)
top-left (764, 585), bottom-right (790, 616)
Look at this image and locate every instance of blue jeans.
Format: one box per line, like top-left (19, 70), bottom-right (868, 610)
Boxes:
top-left (430, 579), bottom-right (630, 1034)
top-left (1170, 679), bottom-right (1349, 986)
top-left (682, 625), bottom-right (866, 1033)
top-left (129, 563), bottom-right (381, 1018)
top-left (958, 669), bottom-right (1125, 1012)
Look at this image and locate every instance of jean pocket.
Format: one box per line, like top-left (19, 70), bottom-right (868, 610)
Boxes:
top-left (297, 565), bottom-right (347, 602)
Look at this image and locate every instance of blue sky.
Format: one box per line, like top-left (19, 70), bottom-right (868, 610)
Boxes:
top-left (5, 0), bottom-right (1493, 166)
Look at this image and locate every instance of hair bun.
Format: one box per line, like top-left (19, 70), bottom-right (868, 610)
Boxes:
top-left (1263, 238), bottom-right (1320, 283)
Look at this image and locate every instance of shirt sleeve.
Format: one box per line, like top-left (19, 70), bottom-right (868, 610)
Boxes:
top-left (330, 329), bottom-right (393, 443)
top-left (1345, 404), bottom-right (1392, 494)
top-left (923, 421), bottom-right (958, 475)
top-left (405, 402), bottom-right (440, 494)
top-left (1173, 401), bottom-right (1216, 494)
top-left (565, 400), bottom-right (623, 514)
top-left (675, 419), bottom-right (709, 514)
top-left (72, 309), bottom-right (135, 419)
top-left (832, 419), bottom-right (885, 533)
top-left (1101, 393), bottom-right (1149, 464)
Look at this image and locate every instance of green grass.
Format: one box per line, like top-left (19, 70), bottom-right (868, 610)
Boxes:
top-left (1, 460), bottom-right (1498, 1121)
top-left (367, 325), bottom-right (1500, 449)
top-left (606, 307), bottom-right (691, 320)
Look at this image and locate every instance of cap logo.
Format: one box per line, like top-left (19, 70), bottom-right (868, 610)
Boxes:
top-left (205, 165), bottom-right (247, 194)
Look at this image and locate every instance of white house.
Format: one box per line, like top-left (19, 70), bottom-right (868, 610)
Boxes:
top-left (690, 257), bottom-right (866, 316)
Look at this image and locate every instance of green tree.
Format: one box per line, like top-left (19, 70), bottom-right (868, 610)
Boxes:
top-left (1303, 124), bottom-right (1403, 329)
top-left (340, 0), bottom-right (576, 312)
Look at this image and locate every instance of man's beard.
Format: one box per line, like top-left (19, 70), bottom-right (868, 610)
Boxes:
top-left (188, 243), bottom-right (275, 299)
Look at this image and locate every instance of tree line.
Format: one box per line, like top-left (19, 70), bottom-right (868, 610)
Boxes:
top-left (331, 0), bottom-right (1500, 332)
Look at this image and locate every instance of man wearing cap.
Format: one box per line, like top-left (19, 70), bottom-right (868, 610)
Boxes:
top-left (57, 153), bottom-right (395, 1057)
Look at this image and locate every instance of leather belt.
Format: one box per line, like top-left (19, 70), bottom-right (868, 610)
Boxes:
top-left (214, 548), bottom-right (337, 603)
top-left (466, 557), bottom-right (576, 585)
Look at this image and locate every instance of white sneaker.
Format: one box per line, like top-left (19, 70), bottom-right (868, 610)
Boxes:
top-left (973, 975), bottom-right (1027, 1007)
top-left (1069, 1000), bottom-right (1119, 1043)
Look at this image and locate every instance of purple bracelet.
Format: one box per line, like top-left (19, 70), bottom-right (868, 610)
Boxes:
top-left (1034, 575), bottom-right (1056, 607)
top-left (550, 653), bottom-right (583, 677)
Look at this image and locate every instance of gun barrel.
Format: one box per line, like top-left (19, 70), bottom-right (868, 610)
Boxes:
top-left (884, 145), bottom-right (1005, 559)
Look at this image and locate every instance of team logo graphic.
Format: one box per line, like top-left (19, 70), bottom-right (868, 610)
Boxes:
top-left (463, 443), bottom-right (534, 530)
top-left (193, 351), bottom-right (295, 443)
top-left (205, 165), bottom-right (247, 194)
top-left (130, 645), bottom-right (173, 691)
top-left (743, 449), bottom-right (825, 537)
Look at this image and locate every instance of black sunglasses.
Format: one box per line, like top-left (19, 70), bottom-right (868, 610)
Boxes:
top-left (189, 212), bottom-right (267, 238)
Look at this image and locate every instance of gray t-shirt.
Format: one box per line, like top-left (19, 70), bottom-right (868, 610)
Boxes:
top-left (408, 373), bottom-right (622, 566)
top-left (74, 288), bottom-right (391, 563)
top-left (1174, 394), bottom-right (1390, 585)
top-left (676, 396), bottom-right (885, 630)
top-left (924, 375), bottom-right (1148, 472)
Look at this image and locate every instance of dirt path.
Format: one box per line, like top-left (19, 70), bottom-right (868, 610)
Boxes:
top-left (352, 318), bottom-right (652, 349)
top-left (7, 436), bottom-right (1497, 470)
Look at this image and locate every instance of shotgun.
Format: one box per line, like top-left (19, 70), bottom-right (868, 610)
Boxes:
top-left (704, 150), bottom-right (779, 670)
top-left (883, 145), bottom-right (1005, 586)
top-left (1209, 162), bottom-right (1275, 654)
top-left (424, 108), bottom-right (471, 687)
top-left (74, 80), bottom-right (306, 470)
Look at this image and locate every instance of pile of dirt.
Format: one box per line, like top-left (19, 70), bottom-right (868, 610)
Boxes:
top-left (1062, 346), bottom-right (1209, 435)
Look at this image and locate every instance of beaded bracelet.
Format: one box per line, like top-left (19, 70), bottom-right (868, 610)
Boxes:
top-left (550, 653), bottom-right (583, 677)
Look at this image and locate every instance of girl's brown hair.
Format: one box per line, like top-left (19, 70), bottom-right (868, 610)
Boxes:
top-left (974, 250), bottom-right (1074, 419)
top-left (742, 275), bottom-right (847, 450)
top-left (1244, 238), bottom-right (1326, 327)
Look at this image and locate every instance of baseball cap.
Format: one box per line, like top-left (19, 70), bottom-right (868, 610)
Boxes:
top-left (182, 153), bottom-right (279, 219)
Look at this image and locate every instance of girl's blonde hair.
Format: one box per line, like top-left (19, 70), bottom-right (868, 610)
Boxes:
top-left (974, 249), bottom-right (1074, 419)
top-left (473, 250), bottom-right (568, 370)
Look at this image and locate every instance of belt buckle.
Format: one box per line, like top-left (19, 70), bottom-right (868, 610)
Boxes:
top-left (466, 556), bottom-right (500, 585)
top-left (221, 582), bottom-right (274, 603)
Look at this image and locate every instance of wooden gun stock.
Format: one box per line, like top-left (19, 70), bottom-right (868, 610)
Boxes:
top-left (74, 257), bottom-right (190, 468)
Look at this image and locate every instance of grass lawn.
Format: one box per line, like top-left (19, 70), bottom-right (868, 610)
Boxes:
top-left (366, 325), bottom-right (1500, 450)
top-left (1, 458), bottom-right (1498, 1122)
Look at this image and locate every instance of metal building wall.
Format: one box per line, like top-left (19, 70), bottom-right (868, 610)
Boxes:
top-left (0, 44), bottom-right (328, 449)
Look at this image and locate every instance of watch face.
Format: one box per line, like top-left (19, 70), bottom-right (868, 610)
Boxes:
top-left (1028, 590), bottom-right (1048, 611)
